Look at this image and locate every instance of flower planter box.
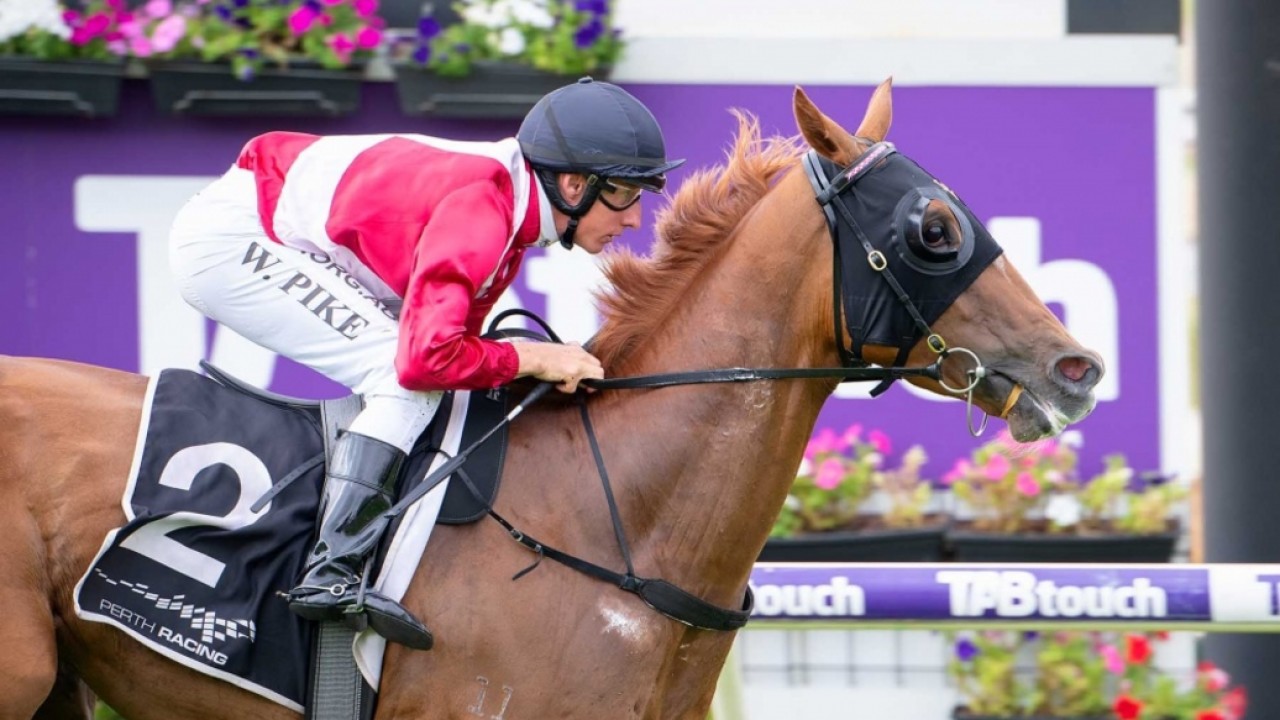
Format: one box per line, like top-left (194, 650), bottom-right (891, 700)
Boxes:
top-left (759, 516), bottom-right (949, 562)
top-left (946, 521), bottom-right (1179, 563)
top-left (147, 61), bottom-right (364, 117)
top-left (952, 708), bottom-right (1110, 720)
top-left (0, 57), bottom-right (124, 118)
top-left (392, 60), bottom-right (599, 118)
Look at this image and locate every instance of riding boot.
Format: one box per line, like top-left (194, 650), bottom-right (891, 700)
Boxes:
top-left (287, 431), bottom-right (434, 650)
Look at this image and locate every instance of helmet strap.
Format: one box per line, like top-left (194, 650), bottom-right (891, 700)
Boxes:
top-left (535, 168), bottom-right (603, 250)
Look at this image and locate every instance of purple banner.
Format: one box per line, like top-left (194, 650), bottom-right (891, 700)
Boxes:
top-left (749, 564), bottom-right (1223, 623)
top-left (0, 81), bottom-right (1156, 478)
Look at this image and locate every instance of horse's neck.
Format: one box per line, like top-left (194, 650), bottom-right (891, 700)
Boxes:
top-left (599, 185), bottom-right (835, 606)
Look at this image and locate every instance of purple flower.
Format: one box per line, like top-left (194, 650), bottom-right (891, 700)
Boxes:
top-left (417, 17), bottom-right (440, 39)
top-left (411, 43), bottom-right (431, 64)
top-left (305, 0), bottom-right (323, 11)
top-left (955, 638), bottom-right (978, 662)
top-left (1141, 471), bottom-right (1174, 487)
top-left (236, 64), bottom-right (255, 82)
top-left (1023, 631), bottom-right (1040, 641)
top-left (239, 47), bottom-right (259, 58)
top-left (574, 17), bottom-right (603, 48)
top-left (214, 5), bottom-right (233, 21)
top-left (574, 0), bottom-right (608, 14)
top-left (232, 0), bottom-right (249, 7)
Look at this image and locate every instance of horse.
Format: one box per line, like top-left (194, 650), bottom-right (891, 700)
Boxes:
top-left (0, 80), bottom-right (1102, 720)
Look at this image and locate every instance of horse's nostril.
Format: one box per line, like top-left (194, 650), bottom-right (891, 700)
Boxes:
top-left (1058, 357), bottom-right (1090, 383)
top-left (1055, 354), bottom-right (1102, 390)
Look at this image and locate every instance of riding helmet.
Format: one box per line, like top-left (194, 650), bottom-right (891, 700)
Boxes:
top-left (518, 77), bottom-right (684, 192)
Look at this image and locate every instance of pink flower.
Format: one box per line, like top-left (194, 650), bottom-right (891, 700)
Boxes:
top-left (318, 12), bottom-right (334, 26)
top-left (129, 34), bottom-right (154, 57)
top-left (814, 458), bottom-right (844, 490)
top-left (984, 454), bottom-right (1010, 480)
top-left (328, 32), bottom-right (355, 63)
top-left (150, 14), bottom-right (186, 53)
top-left (1199, 661), bottom-right (1231, 693)
top-left (288, 6), bottom-right (319, 34)
top-left (1100, 644), bottom-right (1125, 674)
top-left (144, 0), bottom-right (172, 17)
top-left (73, 13), bottom-right (113, 44)
top-left (106, 0), bottom-right (127, 10)
top-left (943, 459), bottom-right (971, 486)
top-left (841, 423), bottom-right (863, 447)
top-left (804, 428), bottom-right (841, 460)
top-left (62, 10), bottom-right (81, 24)
top-left (868, 429), bottom-right (891, 455)
top-left (355, 26), bottom-right (382, 49)
top-left (354, 0), bottom-right (379, 17)
top-left (107, 39), bottom-right (128, 55)
top-left (1015, 472), bottom-right (1041, 497)
top-left (118, 19), bottom-right (144, 39)
top-left (322, 0), bottom-right (345, 4)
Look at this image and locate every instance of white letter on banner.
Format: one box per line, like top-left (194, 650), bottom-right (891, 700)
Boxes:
top-left (1135, 579), bottom-right (1167, 617)
top-left (1036, 580), bottom-right (1060, 617)
top-left (997, 571), bottom-right (1037, 617)
top-left (1115, 585), bottom-right (1138, 617)
top-left (74, 175), bottom-right (278, 384)
top-left (1055, 585), bottom-right (1083, 617)
top-left (936, 571), bottom-right (973, 616)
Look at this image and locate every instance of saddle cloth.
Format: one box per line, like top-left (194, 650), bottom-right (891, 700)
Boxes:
top-left (73, 368), bottom-right (510, 711)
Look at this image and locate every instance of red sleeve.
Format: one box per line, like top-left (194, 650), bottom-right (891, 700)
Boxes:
top-left (395, 182), bottom-right (521, 391)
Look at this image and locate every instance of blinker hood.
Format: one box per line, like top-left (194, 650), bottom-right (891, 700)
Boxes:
top-left (803, 143), bottom-right (1003, 382)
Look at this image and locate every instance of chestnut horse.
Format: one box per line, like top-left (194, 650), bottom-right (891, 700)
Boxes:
top-left (1, 82), bottom-right (1101, 720)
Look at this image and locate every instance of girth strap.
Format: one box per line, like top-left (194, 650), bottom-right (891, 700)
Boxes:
top-left (486, 510), bottom-right (753, 632)
top-left (441, 396), bottom-right (755, 633)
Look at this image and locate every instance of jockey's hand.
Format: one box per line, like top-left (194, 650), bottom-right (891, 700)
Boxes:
top-left (513, 341), bottom-right (604, 393)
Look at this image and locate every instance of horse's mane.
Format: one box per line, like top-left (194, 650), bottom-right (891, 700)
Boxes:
top-left (591, 112), bottom-right (805, 370)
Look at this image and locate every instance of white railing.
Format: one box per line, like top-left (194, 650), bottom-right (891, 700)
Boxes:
top-left (709, 562), bottom-right (1280, 719)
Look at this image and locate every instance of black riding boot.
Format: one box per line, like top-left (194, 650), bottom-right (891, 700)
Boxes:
top-left (287, 432), bottom-right (434, 650)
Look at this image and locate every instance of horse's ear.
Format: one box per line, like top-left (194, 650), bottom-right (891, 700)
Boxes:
top-left (854, 77), bottom-right (894, 143)
top-left (794, 86), bottom-right (860, 166)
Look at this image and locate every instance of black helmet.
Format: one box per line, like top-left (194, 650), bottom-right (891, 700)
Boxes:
top-left (518, 77), bottom-right (684, 193)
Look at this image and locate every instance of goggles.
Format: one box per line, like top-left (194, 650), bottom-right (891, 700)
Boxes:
top-left (595, 177), bottom-right (654, 211)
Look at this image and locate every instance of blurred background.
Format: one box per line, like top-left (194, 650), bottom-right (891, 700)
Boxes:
top-left (6, 0), bottom-right (1279, 718)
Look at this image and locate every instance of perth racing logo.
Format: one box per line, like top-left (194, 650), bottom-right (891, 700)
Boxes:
top-left (91, 568), bottom-right (255, 666)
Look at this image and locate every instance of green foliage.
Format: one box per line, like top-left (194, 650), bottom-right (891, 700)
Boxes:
top-left (945, 432), bottom-right (1186, 536)
top-left (949, 631), bottom-right (1248, 719)
top-left (772, 426), bottom-right (932, 537)
top-left (0, 0), bottom-right (130, 61)
top-left (404, 0), bottom-right (623, 78)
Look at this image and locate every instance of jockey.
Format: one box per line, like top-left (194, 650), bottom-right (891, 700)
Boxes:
top-left (168, 77), bottom-right (683, 650)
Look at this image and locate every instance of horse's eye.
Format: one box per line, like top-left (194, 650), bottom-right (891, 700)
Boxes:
top-left (924, 222), bottom-right (948, 247)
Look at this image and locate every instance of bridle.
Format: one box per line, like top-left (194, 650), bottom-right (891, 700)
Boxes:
top-left (801, 140), bottom-right (1011, 436)
top-left (383, 141), bottom-right (1023, 634)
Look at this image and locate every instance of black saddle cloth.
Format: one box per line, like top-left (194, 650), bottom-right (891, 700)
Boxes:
top-left (73, 367), bottom-right (511, 709)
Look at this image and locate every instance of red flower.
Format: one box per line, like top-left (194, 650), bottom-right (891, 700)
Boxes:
top-left (1113, 694), bottom-right (1143, 720)
top-left (1196, 710), bottom-right (1227, 720)
top-left (1125, 634), bottom-right (1153, 664)
top-left (1221, 687), bottom-right (1248, 719)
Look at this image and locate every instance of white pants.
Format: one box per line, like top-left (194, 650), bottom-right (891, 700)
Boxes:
top-left (169, 166), bottom-right (442, 454)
